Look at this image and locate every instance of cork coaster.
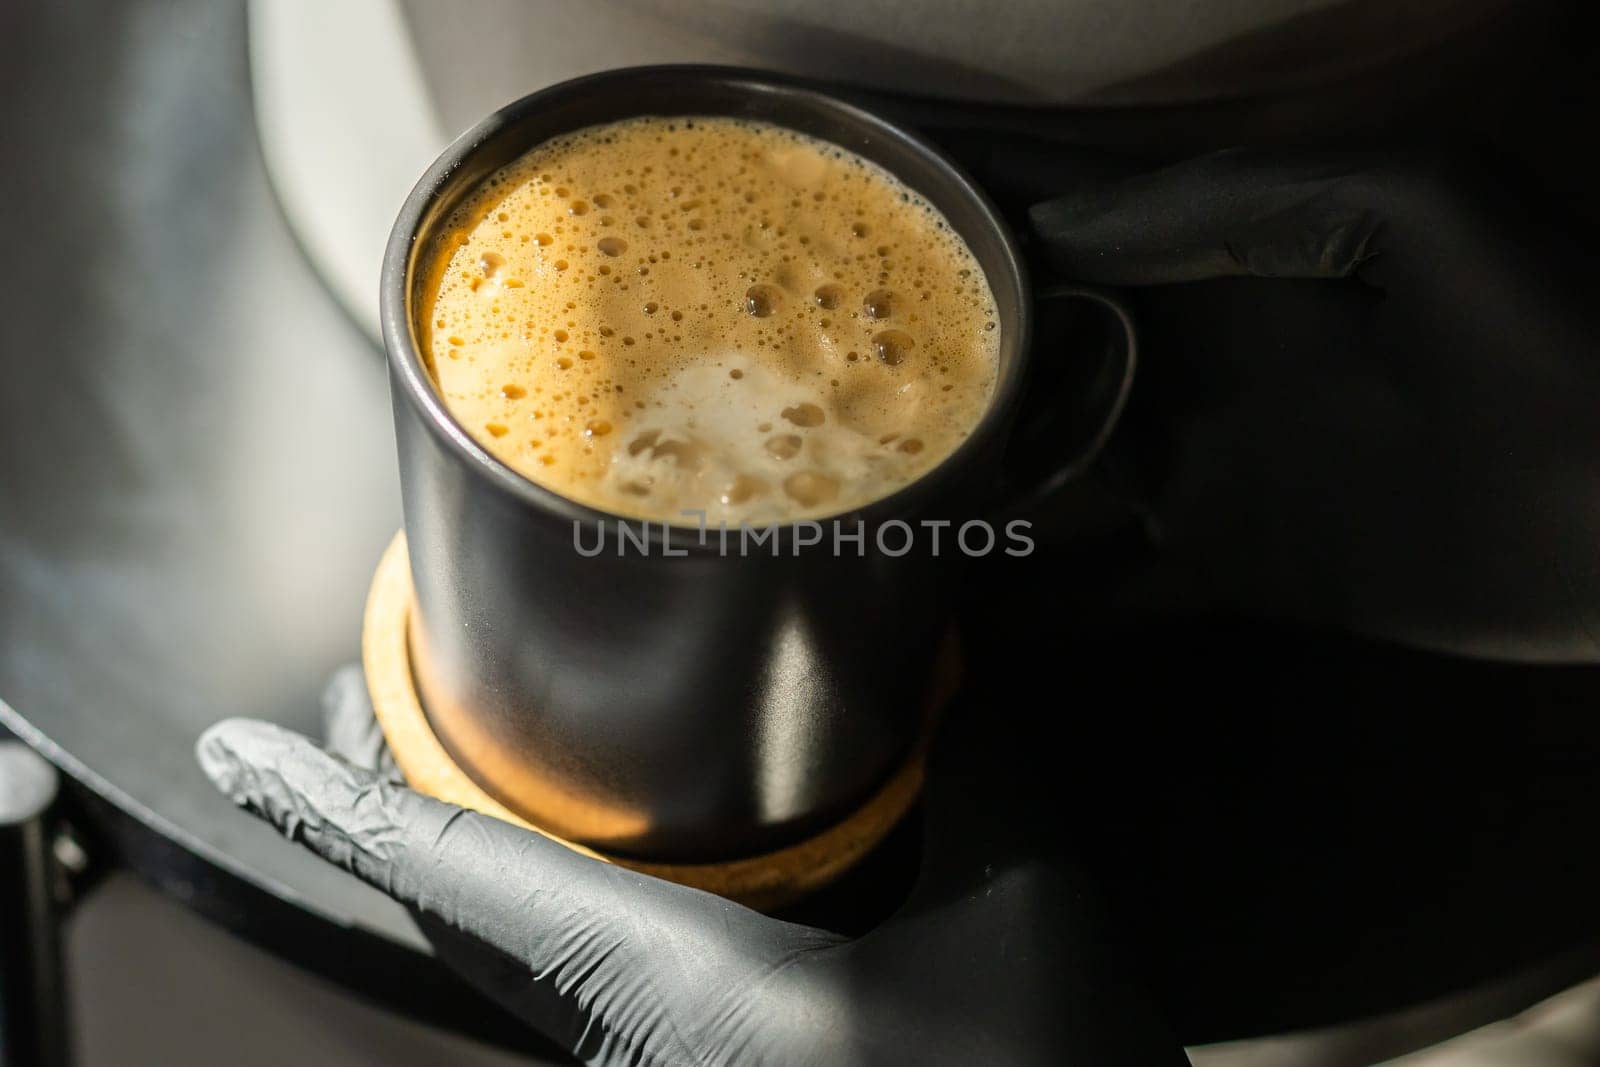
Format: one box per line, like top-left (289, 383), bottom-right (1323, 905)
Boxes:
top-left (362, 532), bottom-right (942, 911)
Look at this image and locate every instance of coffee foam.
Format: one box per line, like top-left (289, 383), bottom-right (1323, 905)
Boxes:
top-left (420, 116), bottom-right (999, 524)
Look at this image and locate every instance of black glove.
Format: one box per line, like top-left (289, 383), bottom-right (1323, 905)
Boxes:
top-left (197, 668), bottom-right (1186, 1066)
top-left (1026, 149), bottom-right (1600, 663)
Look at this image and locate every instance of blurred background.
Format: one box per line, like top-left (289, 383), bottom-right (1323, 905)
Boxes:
top-left (4, 1), bottom-right (1598, 1064)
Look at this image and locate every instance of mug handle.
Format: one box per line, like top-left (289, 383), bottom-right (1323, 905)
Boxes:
top-left (998, 283), bottom-right (1138, 513)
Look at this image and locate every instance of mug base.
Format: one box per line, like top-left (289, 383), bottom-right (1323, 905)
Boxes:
top-left (361, 531), bottom-right (949, 911)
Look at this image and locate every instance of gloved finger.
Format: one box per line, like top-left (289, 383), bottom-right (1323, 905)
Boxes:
top-left (970, 142), bottom-right (1153, 221)
top-left (197, 717), bottom-right (736, 934)
top-left (319, 664), bottom-right (401, 782)
top-left (921, 129), bottom-right (1152, 212)
top-left (196, 719), bottom-right (830, 1058)
top-left (1029, 148), bottom-right (1385, 285)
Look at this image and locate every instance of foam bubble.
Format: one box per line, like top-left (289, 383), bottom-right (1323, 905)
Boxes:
top-left (419, 116), bottom-right (999, 524)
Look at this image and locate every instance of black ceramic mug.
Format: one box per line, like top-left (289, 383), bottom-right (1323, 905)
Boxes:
top-left (381, 67), bottom-right (1134, 862)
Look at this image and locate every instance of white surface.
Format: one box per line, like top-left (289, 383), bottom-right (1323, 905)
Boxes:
top-left (247, 0), bottom-right (446, 340)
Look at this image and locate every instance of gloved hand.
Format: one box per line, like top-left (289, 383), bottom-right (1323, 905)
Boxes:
top-left (197, 668), bottom-right (1186, 1066)
top-left (1024, 149), bottom-right (1600, 663)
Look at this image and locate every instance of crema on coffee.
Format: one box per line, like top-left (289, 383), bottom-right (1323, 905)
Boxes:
top-left (419, 116), bottom-right (999, 524)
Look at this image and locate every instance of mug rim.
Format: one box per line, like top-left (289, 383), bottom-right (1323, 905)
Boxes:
top-left (380, 64), bottom-right (1032, 547)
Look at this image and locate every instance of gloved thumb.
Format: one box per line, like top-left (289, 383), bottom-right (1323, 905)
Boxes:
top-left (198, 718), bottom-right (507, 902)
top-left (196, 718), bottom-right (815, 1061)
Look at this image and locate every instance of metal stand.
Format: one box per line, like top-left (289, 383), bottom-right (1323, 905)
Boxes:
top-left (0, 743), bottom-right (68, 1067)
